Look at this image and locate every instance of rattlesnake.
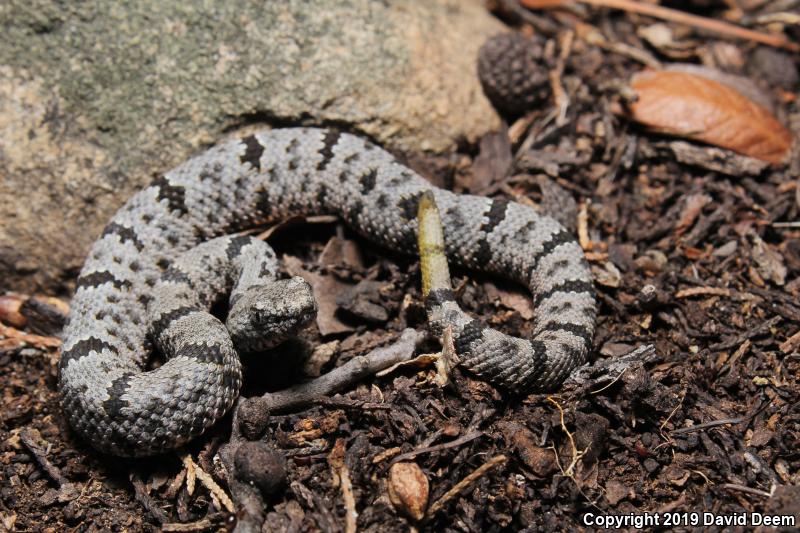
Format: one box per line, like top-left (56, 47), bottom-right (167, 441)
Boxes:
top-left (58, 128), bottom-right (596, 456)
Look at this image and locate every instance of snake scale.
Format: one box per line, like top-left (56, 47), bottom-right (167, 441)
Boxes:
top-left (58, 128), bottom-right (596, 456)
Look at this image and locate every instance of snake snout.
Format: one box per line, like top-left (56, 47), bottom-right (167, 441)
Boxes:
top-left (226, 277), bottom-right (317, 352)
top-left (261, 277), bottom-right (318, 327)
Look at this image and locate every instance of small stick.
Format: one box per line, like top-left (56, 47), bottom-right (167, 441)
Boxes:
top-left (130, 472), bottom-right (169, 525)
top-left (341, 477), bottom-right (357, 530)
top-left (520, 0), bottom-right (799, 52)
top-left (779, 329), bottom-right (800, 354)
top-left (260, 328), bottom-right (421, 412)
top-left (720, 483), bottom-right (774, 498)
top-left (675, 286), bottom-right (732, 298)
top-left (390, 431), bottom-right (485, 466)
top-left (162, 517), bottom-right (217, 532)
top-left (163, 469), bottom-right (187, 500)
top-left (577, 202), bottom-right (591, 251)
top-left (0, 324), bottom-right (61, 349)
top-left (549, 29), bottom-right (574, 126)
top-left (425, 455), bottom-right (507, 518)
top-left (669, 418), bottom-right (743, 435)
top-left (19, 428), bottom-right (71, 489)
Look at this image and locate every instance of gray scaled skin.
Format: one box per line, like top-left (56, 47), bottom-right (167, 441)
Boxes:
top-left (58, 128), bottom-right (596, 457)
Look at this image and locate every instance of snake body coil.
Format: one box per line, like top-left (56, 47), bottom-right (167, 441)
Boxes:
top-left (59, 128), bottom-right (596, 456)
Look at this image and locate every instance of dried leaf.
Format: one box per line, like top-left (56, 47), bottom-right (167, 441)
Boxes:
top-left (283, 255), bottom-right (354, 335)
top-left (604, 479), bottom-right (632, 505)
top-left (0, 295), bottom-right (27, 328)
top-left (483, 282), bottom-right (534, 320)
top-left (591, 261), bottom-right (621, 288)
top-left (626, 70), bottom-right (792, 164)
top-left (675, 193), bottom-right (712, 236)
top-left (748, 231), bottom-right (787, 286)
top-left (663, 63), bottom-right (775, 111)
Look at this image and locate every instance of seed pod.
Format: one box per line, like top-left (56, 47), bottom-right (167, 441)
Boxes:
top-left (477, 33), bottom-right (549, 115)
top-left (388, 461), bottom-right (429, 521)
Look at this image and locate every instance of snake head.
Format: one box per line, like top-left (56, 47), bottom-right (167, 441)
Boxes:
top-left (226, 277), bottom-right (317, 352)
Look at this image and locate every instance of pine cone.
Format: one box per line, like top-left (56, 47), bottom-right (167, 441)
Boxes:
top-left (477, 33), bottom-right (549, 115)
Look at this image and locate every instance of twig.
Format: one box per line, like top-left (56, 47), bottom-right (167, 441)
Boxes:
top-left (720, 483), bottom-right (774, 498)
top-left (130, 472), bottom-right (169, 525)
top-left (549, 29), bottom-right (574, 126)
top-left (436, 326), bottom-right (456, 387)
top-left (577, 23), bottom-right (662, 68)
top-left (181, 454), bottom-right (196, 495)
top-left (425, 455), bottom-right (507, 518)
top-left (520, 0), bottom-right (800, 52)
top-left (669, 418), bottom-right (743, 435)
top-left (779, 328), bottom-right (800, 354)
top-left (341, 462), bottom-right (357, 533)
top-left (389, 431), bottom-right (485, 466)
top-left (675, 286), bottom-right (732, 298)
top-left (260, 328), bottom-right (422, 413)
top-left (18, 428), bottom-right (71, 489)
top-left (329, 439), bottom-right (357, 533)
top-left (162, 517), bottom-right (217, 532)
top-left (577, 202), bottom-right (592, 251)
top-left (0, 323), bottom-right (61, 349)
top-left (163, 469), bottom-right (187, 500)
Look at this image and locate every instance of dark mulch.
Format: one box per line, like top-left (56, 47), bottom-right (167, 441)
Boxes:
top-left (2, 3), bottom-right (799, 532)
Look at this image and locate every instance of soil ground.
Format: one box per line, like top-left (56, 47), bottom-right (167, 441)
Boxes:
top-left (2, 3), bottom-right (799, 532)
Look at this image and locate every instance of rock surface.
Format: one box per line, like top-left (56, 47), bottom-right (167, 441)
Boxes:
top-left (0, 0), bottom-right (502, 292)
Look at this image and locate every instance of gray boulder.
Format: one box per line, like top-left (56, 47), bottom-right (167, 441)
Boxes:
top-left (0, 0), bottom-right (502, 292)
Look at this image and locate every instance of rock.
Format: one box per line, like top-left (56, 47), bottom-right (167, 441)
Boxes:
top-left (0, 0), bottom-right (502, 292)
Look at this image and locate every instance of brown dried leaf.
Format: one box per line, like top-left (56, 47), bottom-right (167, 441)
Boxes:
top-left (675, 193), bottom-right (712, 236)
top-left (283, 255), bottom-right (353, 335)
top-left (748, 231), bottom-right (787, 286)
top-left (0, 294), bottom-right (27, 328)
top-left (604, 479), bottom-right (632, 505)
top-left (627, 70), bottom-right (792, 164)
